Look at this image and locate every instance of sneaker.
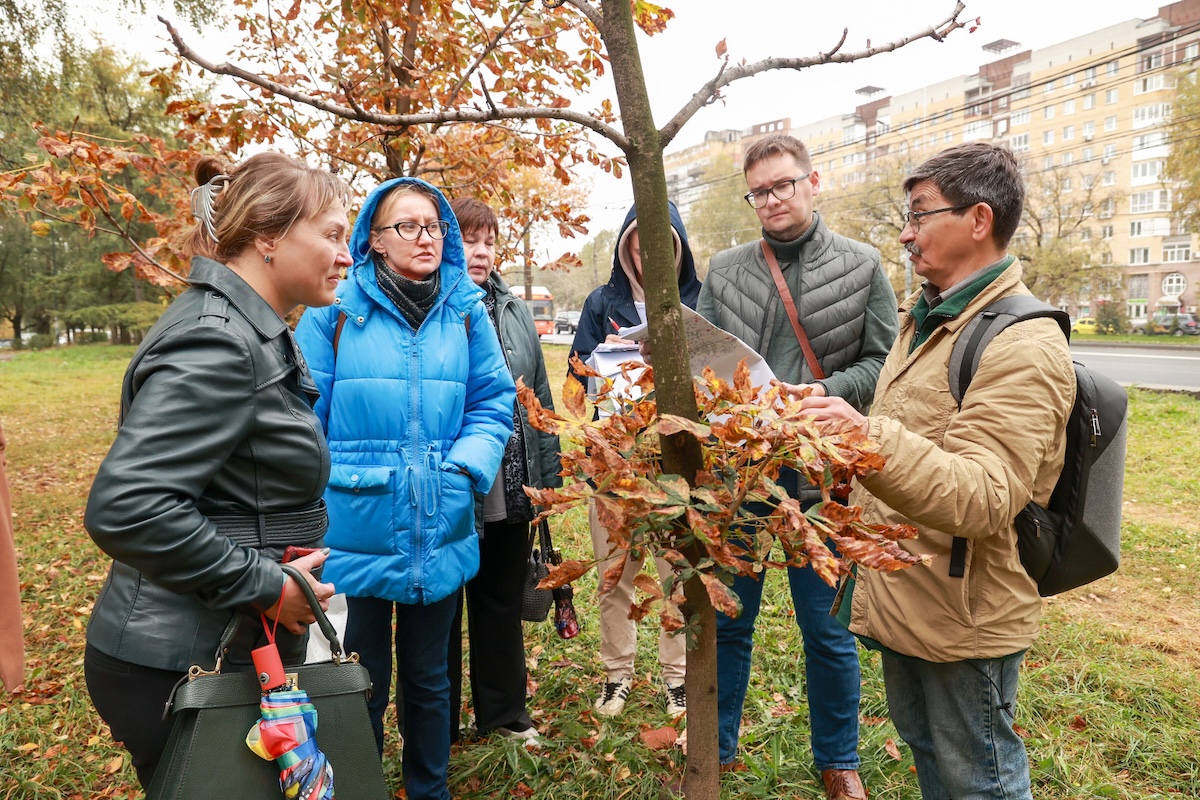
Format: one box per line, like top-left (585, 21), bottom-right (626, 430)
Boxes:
top-left (594, 677), bottom-right (632, 717)
top-left (496, 725), bottom-right (544, 748)
top-left (663, 680), bottom-right (686, 717)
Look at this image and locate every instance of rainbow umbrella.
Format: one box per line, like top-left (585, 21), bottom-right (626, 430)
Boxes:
top-left (246, 687), bottom-right (335, 799)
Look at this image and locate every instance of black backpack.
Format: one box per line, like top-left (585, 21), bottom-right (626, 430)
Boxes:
top-left (947, 295), bottom-right (1127, 597)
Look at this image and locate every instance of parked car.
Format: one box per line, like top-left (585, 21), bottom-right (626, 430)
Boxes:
top-left (554, 310), bottom-right (581, 335)
top-left (1134, 312), bottom-right (1200, 336)
top-left (1071, 317), bottom-right (1099, 335)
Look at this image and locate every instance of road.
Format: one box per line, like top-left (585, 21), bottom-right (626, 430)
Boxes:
top-left (544, 335), bottom-right (1200, 392)
top-left (1069, 344), bottom-right (1200, 392)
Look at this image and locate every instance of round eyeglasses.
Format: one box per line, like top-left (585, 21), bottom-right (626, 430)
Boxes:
top-left (743, 174), bottom-right (811, 209)
top-left (900, 205), bottom-right (973, 232)
top-left (377, 220), bottom-right (451, 241)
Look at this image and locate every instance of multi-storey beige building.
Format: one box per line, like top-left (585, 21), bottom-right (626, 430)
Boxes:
top-left (666, 0), bottom-right (1200, 321)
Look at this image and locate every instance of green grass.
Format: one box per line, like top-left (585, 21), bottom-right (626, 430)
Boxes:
top-left (1, 345), bottom-right (1198, 799)
top-left (1070, 332), bottom-right (1200, 346)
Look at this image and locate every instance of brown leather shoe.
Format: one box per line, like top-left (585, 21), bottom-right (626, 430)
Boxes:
top-left (822, 769), bottom-right (868, 800)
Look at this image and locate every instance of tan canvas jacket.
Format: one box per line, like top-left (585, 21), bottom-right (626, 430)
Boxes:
top-left (848, 260), bottom-right (1076, 662)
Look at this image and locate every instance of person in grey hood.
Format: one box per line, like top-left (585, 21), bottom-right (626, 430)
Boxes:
top-left (568, 201), bottom-right (699, 719)
top-left (83, 152), bottom-right (350, 788)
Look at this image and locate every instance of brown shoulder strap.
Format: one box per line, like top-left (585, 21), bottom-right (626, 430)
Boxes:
top-left (760, 240), bottom-right (825, 381)
top-left (332, 311), bottom-right (347, 362)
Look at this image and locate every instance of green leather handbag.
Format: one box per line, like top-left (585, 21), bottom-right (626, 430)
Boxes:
top-left (147, 565), bottom-right (389, 799)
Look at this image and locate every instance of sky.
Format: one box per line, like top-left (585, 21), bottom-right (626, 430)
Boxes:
top-left (99, 0), bottom-right (1157, 248)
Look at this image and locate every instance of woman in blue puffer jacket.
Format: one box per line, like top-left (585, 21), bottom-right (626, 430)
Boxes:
top-left (295, 178), bottom-right (515, 800)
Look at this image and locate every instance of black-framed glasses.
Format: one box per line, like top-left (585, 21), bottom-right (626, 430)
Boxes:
top-left (901, 204), bottom-right (973, 232)
top-left (377, 219), bottom-right (451, 241)
top-left (743, 174), bottom-right (811, 209)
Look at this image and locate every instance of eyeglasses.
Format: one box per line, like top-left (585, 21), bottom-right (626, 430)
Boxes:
top-left (377, 220), bottom-right (451, 241)
top-left (743, 174), bottom-right (811, 209)
top-left (901, 204), bottom-right (974, 232)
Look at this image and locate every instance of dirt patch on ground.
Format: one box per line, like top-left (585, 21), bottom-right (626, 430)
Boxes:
top-left (1047, 558), bottom-right (1200, 674)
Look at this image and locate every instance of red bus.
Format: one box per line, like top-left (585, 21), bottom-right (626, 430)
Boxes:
top-left (510, 284), bottom-right (555, 336)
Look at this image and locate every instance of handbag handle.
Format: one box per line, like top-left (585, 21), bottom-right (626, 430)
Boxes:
top-left (211, 563), bottom-right (343, 669)
top-left (538, 519), bottom-right (560, 566)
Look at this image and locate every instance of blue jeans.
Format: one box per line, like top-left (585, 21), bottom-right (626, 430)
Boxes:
top-left (346, 593), bottom-right (458, 800)
top-left (881, 651), bottom-right (1032, 800)
top-left (715, 485), bottom-right (861, 771)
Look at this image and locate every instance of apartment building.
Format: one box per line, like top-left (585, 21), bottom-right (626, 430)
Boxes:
top-left (667, 0), bottom-right (1200, 319)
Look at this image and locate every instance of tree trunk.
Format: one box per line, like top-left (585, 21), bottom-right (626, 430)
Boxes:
top-left (601, 3), bottom-right (717, 798)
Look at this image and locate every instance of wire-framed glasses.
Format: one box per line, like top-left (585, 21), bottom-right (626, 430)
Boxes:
top-left (900, 205), bottom-right (973, 232)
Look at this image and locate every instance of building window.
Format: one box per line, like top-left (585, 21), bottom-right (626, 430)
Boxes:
top-left (1164, 243), bottom-right (1192, 262)
top-left (1135, 74), bottom-right (1169, 95)
top-left (1102, 225), bottom-right (1114, 239)
top-left (1129, 248), bottom-right (1151, 264)
top-left (1063, 125), bottom-right (1075, 141)
top-left (1106, 88), bottom-right (1119, 104)
top-left (1044, 155), bottom-right (1055, 170)
top-left (1082, 148), bottom-right (1095, 163)
top-left (1011, 109), bottom-right (1030, 125)
top-left (1063, 152), bottom-right (1074, 166)
top-left (1133, 103), bottom-right (1171, 129)
top-left (1043, 105), bottom-right (1056, 120)
top-left (944, 131), bottom-right (953, 143)
top-left (1163, 272), bottom-right (1187, 296)
top-left (1045, 79), bottom-right (1056, 95)
top-left (1129, 189), bottom-right (1170, 213)
top-left (1009, 133), bottom-right (1030, 153)
top-left (1105, 115), bottom-right (1118, 132)
top-left (1142, 52), bottom-right (1164, 71)
top-left (1128, 274), bottom-right (1149, 299)
top-left (1084, 66), bottom-right (1098, 83)
top-left (1064, 73), bottom-right (1076, 89)
top-left (1101, 251), bottom-right (1114, 265)
top-left (1103, 171), bottom-right (1116, 185)
top-left (1133, 131), bottom-right (1167, 151)
top-left (1082, 173), bottom-right (1095, 188)
top-left (1099, 199), bottom-right (1115, 218)
top-left (1062, 177), bottom-right (1073, 192)
top-left (1187, 43), bottom-right (1200, 60)
top-left (1104, 144), bottom-right (1118, 161)
top-left (1131, 160), bottom-right (1164, 183)
top-left (1064, 98), bottom-right (1076, 115)
top-left (1083, 93), bottom-right (1096, 110)
top-left (1107, 59), bottom-right (1120, 76)
top-left (1043, 130), bottom-right (1055, 145)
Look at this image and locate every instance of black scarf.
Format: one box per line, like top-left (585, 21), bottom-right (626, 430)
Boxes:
top-left (374, 255), bottom-right (440, 330)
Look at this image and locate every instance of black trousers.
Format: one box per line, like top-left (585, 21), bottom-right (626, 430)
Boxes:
top-left (84, 644), bottom-right (185, 789)
top-left (448, 517), bottom-right (534, 739)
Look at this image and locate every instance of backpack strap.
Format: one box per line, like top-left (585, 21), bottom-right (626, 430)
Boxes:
top-left (761, 240), bottom-right (825, 381)
top-left (948, 295), bottom-right (1070, 406)
top-left (947, 295), bottom-right (1070, 579)
top-left (332, 311), bottom-right (347, 363)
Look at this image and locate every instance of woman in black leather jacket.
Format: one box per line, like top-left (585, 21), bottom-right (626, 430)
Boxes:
top-left (82, 152), bottom-right (351, 788)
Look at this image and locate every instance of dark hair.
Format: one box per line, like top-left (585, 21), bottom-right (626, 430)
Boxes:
top-left (181, 153), bottom-right (350, 262)
top-left (902, 143), bottom-right (1025, 249)
top-left (449, 197), bottom-right (499, 238)
top-left (743, 134), bottom-right (812, 174)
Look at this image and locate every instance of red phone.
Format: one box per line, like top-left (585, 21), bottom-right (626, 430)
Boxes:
top-left (282, 545), bottom-right (323, 582)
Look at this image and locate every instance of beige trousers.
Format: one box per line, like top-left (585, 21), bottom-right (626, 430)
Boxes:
top-left (0, 423), bottom-right (24, 693)
top-left (588, 501), bottom-right (686, 682)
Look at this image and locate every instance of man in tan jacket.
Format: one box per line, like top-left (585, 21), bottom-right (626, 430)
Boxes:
top-left (801, 143), bottom-right (1075, 800)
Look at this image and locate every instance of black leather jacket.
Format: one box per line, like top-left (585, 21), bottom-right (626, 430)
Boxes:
top-left (85, 258), bottom-right (331, 672)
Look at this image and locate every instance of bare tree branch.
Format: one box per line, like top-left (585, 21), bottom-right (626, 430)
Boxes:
top-left (560, 0), bottom-right (602, 29)
top-left (157, 16), bottom-right (630, 150)
top-left (659, 2), bottom-right (968, 146)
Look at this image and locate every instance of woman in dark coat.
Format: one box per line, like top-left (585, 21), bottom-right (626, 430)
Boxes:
top-left (83, 152), bottom-right (351, 788)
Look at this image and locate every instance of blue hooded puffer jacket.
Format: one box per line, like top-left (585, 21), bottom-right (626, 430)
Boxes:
top-left (569, 201), bottom-right (701, 386)
top-left (295, 178), bottom-right (516, 605)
